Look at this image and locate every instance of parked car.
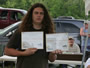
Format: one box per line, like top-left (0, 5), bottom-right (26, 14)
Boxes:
top-left (54, 18), bottom-right (84, 48)
top-left (0, 7), bottom-right (27, 29)
top-left (0, 18), bottom-right (84, 56)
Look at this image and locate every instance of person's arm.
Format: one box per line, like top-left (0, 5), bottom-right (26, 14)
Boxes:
top-left (4, 47), bottom-right (37, 56)
top-left (87, 65), bottom-right (90, 68)
top-left (48, 50), bottom-right (62, 62)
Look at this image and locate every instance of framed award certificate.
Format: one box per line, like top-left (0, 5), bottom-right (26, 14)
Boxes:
top-left (21, 32), bottom-right (43, 49)
top-left (46, 33), bottom-right (69, 52)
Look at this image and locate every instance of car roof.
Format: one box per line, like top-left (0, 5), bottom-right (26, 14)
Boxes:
top-left (0, 7), bottom-right (27, 14)
top-left (57, 16), bottom-right (75, 19)
top-left (0, 7), bottom-right (26, 11)
top-left (53, 18), bottom-right (85, 21)
top-left (53, 19), bottom-right (84, 28)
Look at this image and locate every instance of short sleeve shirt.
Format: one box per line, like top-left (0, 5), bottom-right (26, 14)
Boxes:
top-left (6, 27), bottom-right (49, 68)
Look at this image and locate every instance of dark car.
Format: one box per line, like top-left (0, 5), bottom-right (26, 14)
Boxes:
top-left (53, 19), bottom-right (84, 48)
top-left (0, 7), bottom-right (27, 29)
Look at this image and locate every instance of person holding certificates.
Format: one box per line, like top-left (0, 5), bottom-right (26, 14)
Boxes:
top-left (4, 3), bottom-right (62, 68)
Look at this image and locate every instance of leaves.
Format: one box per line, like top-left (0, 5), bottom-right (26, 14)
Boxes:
top-left (0, 0), bottom-right (85, 19)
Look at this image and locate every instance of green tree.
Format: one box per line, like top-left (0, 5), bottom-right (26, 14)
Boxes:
top-left (0, 0), bottom-right (85, 19)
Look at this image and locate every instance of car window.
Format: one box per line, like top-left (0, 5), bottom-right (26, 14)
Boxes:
top-left (54, 22), bottom-right (67, 33)
top-left (61, 23), bottom-right (80, 33)
top-left (10, 11), bottom-right (23, 21)
top-left (54, 22), bottom-right (80, 33)
top-left (0, 10), bottom-right (8, 20)
top-left (17, 12), bottom-right (23, 20)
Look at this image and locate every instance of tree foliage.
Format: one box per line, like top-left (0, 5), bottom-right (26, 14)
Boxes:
top-left (0, 0), bottom-right (85, 19)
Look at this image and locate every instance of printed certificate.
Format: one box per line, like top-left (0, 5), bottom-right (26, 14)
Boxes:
top-left (21, 32), bottom-right (43, 49)
top-left (46, 33), bottom-right (69, 52)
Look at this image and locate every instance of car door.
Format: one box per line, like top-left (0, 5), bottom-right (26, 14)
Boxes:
top-left (0, 21), bottom-right (20, 53)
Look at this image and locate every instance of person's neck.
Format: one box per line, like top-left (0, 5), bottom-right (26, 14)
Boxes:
top-left (33, 23), bottom-right (42, 30)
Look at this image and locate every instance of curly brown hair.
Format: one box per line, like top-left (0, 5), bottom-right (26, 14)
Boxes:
top-left (19, 3), bottom-right (55, 33)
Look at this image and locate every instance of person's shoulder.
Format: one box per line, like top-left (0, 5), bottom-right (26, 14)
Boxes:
top-left (74, 43), bottom-right (79, 47)
top-left (86, 58), bottom-right (90, 63)
top-left (74, 43), bottom-right (78, 45)
top-left (13, 28), bottom-right (21, 36)
top-left (15, 28), bottom-right (21, 33)
top-left (85, 58), bottom-right (90, 68)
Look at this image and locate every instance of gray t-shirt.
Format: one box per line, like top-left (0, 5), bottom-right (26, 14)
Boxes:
top-left (6, 28), bottom-right (49, 68)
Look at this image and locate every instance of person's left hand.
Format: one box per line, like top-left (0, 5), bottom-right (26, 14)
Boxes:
top-left (50, 49), bottom-right (62, 54)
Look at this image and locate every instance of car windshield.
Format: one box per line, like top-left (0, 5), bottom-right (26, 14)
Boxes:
top-left (0, 21), bottom-right (21, 35)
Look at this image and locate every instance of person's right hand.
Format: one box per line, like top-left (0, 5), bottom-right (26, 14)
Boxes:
top-left (22, 48), bottom-right (37, 56)
top-left (88, 34), bottom-right (90, 37)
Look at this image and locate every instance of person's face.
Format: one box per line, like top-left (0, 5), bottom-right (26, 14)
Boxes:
top-left (32, 7), bottom-right (44, 25)
top-left (85, 24), bottom-right (88, 29)
top-left (68, 39), bottom-right (74, 46)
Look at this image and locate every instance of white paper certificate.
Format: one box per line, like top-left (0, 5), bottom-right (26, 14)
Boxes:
top-left (21, 32), bottom-right (43, 49)
top-left (46, 33), bottom-right (69, 52)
